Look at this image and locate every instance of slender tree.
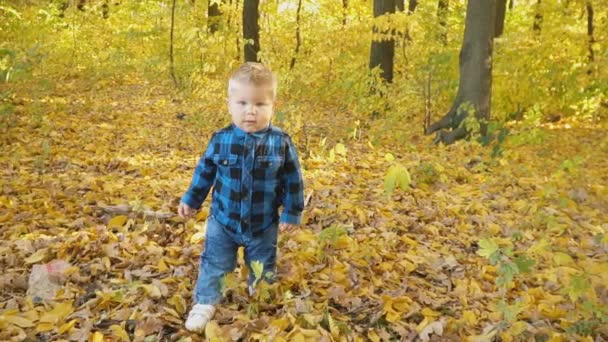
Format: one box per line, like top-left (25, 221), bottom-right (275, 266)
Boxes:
top-left (586, 1), bottom-right (595, 67)
top-left (243, 0), bottom-right (260, 62)
top-left (437, 0), bottom-right (449, 45)
top-left (342, 0), bottom-right (348, 26)
top-left (170, 0), bottom-right (179, 87)
top-left (425, 0), bottom-right (497, 144)
top-left (533, 0), bottom-right (542, 33)
top-left (290, 0), bottom-right (303, 69)
top-left (396, 0), bottom-right (405, 12)
top-left (408, 0), bottom-right (418, 14)
top-left (495, 0), bottom-right (507, 37)
top-left (369, 0), bottom-right (396, 84)
top-left (208, 0), bottom-right (223, 33)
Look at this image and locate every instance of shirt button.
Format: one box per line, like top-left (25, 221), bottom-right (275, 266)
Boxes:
top-left (223, 160), bottom-right (228, 165)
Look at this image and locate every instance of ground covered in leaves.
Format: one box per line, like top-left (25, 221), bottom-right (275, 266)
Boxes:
top-left (1, 77), bottom-right (607, 341)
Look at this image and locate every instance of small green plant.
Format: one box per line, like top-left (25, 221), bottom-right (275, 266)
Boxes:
top-left (383, 153), bottom-right (411, 195)
top-left (413, 162), bottom-right (439, 186)
top-left (477, 238), bottom-right (536, 332)
top-left (479, 120), bottom-right (509, 158)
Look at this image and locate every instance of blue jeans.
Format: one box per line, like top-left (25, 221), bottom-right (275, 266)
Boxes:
top-left (193, 215), bottom-right (278, 304)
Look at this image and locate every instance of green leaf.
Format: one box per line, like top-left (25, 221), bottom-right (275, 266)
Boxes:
top-left (477, 238), bottom-right (499, 258)
top-left (384, 165), bottom-right (410, 195)
top-left (496, 299), bottom-right (525, 322)
top-left (513, 255), bottom-right (535, 273)
top-left (250, 260), bottom-right (264, 285)
top-left (335, 143), bottom-right (346, 156)
top-left (568, 273), bottom-right (590, 302)
top-left (497, 261), bottom-right (519, 287)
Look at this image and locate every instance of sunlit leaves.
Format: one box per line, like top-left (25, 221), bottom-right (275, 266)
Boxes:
top-left (384, 164), bottom-right (411, 194)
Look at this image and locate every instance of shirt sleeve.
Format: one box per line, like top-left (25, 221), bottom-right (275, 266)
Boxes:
top-left (181, 135), bottom-right (217, 209)
top-left (280, 135), bottom-right (305, 224)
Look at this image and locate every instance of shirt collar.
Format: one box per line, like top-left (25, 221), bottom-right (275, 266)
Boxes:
top-left (231, 123), bottom-right (272, 138)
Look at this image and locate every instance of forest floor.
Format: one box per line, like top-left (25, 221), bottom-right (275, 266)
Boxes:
top-left (1, 76), bottom-right (607, 341)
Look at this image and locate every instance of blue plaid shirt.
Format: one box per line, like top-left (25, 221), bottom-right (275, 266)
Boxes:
top-left (181, 124), bottom-right (304, 235)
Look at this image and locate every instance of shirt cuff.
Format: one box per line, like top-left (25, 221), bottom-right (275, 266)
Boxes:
top-left (181, 192), bottom-right (202, 210)
top-left (280, 211), bottom-right (302, 225)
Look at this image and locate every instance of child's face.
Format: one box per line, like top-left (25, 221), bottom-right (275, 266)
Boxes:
top-left (227, 81), bottom-right (275, 133)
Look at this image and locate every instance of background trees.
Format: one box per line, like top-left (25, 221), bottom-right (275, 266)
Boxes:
top-left (1, 0), bottom-right (605, 141)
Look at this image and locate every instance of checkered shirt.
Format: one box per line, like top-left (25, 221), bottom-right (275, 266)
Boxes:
top-left (181, 124), bottom-right (305, 234)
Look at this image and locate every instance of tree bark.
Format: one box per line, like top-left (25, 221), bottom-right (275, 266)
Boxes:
top-left (425, 0), bottom-right (497, 144)
top-left (495, 0), bottom-right (506, 37)
top-left (509, 0), bottom-right (514, 10)
top-left (586, 1), bottom-right (595, 67)
top-left (369, 0), bottom-right (396, 84)
top-left (208, 0), bottom-right (222, 33)
top-left (290, 0), bottom-right (303, 69)
top-left (243, 0), bottom-right (260, 62)
top-left (170, 0), bottom-right (179, 87)
top-left (533, 0), bottom-right (542, 33)
top-left (408, 0), bottom-right (418, 14)
top-left (342, 0), bottom-right (348, 26)
top-left (396, 0), bottom-right (405, 12)
top-left (437, 0), bottom-right (449, 45)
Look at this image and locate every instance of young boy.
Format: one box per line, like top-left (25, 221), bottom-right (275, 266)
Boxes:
top-left (177, 62), bottom-right (305, 332)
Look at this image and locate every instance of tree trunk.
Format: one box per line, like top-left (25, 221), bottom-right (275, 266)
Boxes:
top-left (408, 0), bottom-right (418, 14)
top-left (437, 0), bottom-right (449, 45)
top-left (342, 0), bottom-right (348, 26)
top-left (208, 0), bottom-right (222, 33)
top-left (425, 0), bottom-right (496, 144)
top-left (290, 0), bottom-right (303, 69)
top-left (495, 0), bottom-right (507, 37)
top-left (586, 1), bottom-right (595, 67)
top-left (396, 0), bottom-right (405, 12)
top-left (170, 0), bottom-right (179, 87)
top-left (533, 0), bottom-right (542, 33)
top-left (99, 0), bottom-right (109, 18)
top-left (369, 0), bottom-right (396, 84)
top-left (509, 0), bottom-right (514, 10)
top-left (243, 0), bottom-right (260, 62)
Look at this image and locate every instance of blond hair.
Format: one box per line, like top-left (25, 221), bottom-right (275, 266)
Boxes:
top-left (228, 62), bottom-right (278, 99)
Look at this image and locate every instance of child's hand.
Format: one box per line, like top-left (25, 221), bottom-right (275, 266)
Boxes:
top-left (279, 223), bottom-right (297, 232)
top-left (177, 202), bottom-right (195, 218)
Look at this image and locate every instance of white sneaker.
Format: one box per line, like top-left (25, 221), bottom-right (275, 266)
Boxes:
top-left (184, 304), bottom-right (216, 332)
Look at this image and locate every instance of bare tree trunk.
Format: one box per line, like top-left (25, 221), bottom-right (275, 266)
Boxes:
top-left (369, 0), bottom-right (396, 84)
top-left (425, 0), bottom-right (497, 144)
top-left (170, 0), bottom-right (179, 87)
top-left (396, 0), bottom-right (405, 12)
top-left (208, 0), bottom-right (222, 33)
top-left (586, 1), bottom-right (595, 68)
top-left (342, 0), bottom-right (348, 26)
top-left (437, 0), bottom-right (449, 45)
top-left (243, 0), bottom-right (260, 62)
top-left (290, 0), bottom-right (303, 69)
top-left (102, 0), bottom-right (109, 19)
top-left (408, 0), bottom-right (418, 14)
top-left (533, 0), bottom-right (542, 34)
top-left (495, 0), bottom-right (507, 37)
top-left (509, 0), bottom-right (514, 10)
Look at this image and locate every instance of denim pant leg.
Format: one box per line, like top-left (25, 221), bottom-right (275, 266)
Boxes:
top-left (244, 223), bottom-right (279, 286)
top-left (194, 216), bottom-right (238, 304)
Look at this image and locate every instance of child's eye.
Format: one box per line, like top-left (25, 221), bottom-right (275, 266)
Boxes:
top-left (256, 102), bottom-right (267, 106)
top-left (238, 101), bottom-right (246, 105)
